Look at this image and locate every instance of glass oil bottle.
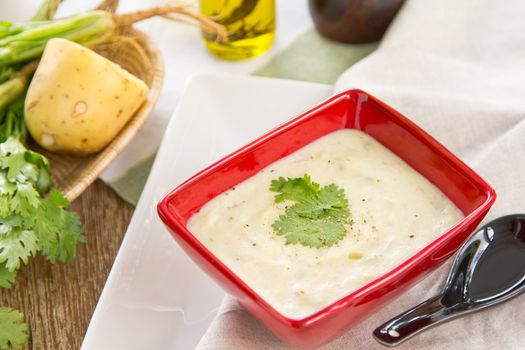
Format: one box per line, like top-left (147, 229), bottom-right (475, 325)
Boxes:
top-left (200, 0), bottom-right (275, 61)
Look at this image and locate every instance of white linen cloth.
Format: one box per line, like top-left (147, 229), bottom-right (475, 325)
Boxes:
top-left (197, 0), bottom-right (525, 348)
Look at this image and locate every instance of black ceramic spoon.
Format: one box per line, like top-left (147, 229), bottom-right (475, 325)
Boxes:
top-left (373, 214), bottom-right (525, 347)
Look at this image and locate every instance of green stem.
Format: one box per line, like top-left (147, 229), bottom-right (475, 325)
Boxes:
top-left (0, 96), bottom-right (27, 144)
top-left (0, 67), bottom-right (12, 84)
top-left (0, 11), bottom-right (114, 67)
top-left (0, 76), bottom-right (26, 111)
top-left (0, 12), bottom-right (111, 45)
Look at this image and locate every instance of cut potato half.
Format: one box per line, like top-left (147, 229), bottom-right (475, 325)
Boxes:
top-left (25, 38), bottom-right (149, 156)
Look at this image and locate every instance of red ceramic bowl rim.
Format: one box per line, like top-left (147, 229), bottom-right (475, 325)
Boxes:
top-left (157, 89), bottom-right (496, 329)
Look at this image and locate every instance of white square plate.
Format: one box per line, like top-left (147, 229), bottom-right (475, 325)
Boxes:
top-left (82, 73), bottom-right (332, 349)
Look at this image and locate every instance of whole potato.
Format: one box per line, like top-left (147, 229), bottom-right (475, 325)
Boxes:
top-left (25, 38), bottom-right (149, 155)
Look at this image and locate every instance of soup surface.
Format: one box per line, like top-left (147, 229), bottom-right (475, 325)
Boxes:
top-left (187, 129), bottom-right (463, 318)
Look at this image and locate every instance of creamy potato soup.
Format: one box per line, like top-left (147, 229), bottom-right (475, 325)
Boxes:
top-left (187, 129), bottom-right (463, 319)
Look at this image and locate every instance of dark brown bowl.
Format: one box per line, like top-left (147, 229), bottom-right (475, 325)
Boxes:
top-left (309, 0), bottom-right (405, 43)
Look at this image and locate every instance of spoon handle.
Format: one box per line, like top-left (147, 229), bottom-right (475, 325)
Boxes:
top-left (373, 295), bottom-right (458, 346)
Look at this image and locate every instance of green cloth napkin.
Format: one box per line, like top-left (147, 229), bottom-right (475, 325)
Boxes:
top-left (107, 29), bottom-right (377, 206)
top-left (253, 30), bottom-right (377, 84)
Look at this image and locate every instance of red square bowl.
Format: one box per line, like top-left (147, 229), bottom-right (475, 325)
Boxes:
top-left (157, 90), bottom-right (496, 349)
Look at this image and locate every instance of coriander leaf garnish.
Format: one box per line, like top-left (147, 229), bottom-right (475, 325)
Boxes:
top-left (0, 307), bottom-right (28, 350)
top-left (270, 174), bottom-right (320, 203)
top-left (270, 174), bottom-right (351, 248)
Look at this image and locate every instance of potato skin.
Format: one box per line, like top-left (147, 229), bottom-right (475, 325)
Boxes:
top-left (25, 38), bottom-right (149, 155)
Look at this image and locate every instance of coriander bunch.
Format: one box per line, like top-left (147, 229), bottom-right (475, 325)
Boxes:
top-left (0, 137), bottom-right (85, 283)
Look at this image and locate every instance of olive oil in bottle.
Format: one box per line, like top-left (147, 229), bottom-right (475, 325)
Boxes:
top-left (200, 0), bottom-right (275, 61)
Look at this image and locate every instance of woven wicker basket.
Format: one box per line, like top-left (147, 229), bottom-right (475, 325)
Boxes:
top-left (29, 28), bottom-right (164, 201)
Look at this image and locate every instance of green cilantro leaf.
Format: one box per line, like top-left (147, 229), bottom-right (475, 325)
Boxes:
top-left (0, 227), bottom-right (38, 271)
top-left (10, 181), bottom-right (40, 216)
top-left (270, 174), bottom-right (320, 203)
top-left (0, 307), bottom-right (28, 350)
top-left (0, 262), bottom-right (15, 288)
top-left (0, 215), bottom-right (24, 228)
top-left (0, 138), bottom-right (25, 157)
top-left (273, 214), bottom-right (348, 248)
top-left (270, 174), bottom-right (352, 248)
top-left (0, 152), bottom-right (26, 182)
top-left (0, 173), bottom-right (16, 196)
top-left (34, 191), bottom-right (85, 263)
top-left (0, 195), bottom-right (11, 218)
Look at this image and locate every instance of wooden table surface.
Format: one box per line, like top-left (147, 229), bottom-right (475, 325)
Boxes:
top-left (0, 180), bottom-right (134, 349)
